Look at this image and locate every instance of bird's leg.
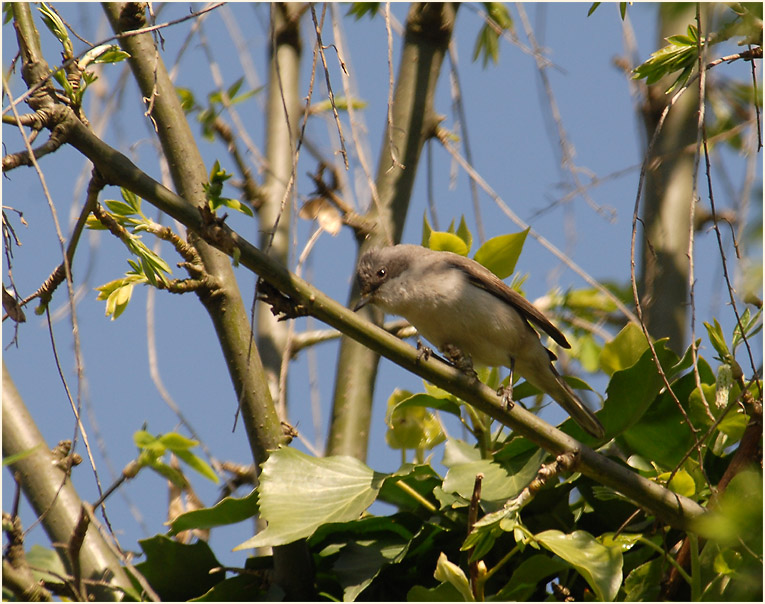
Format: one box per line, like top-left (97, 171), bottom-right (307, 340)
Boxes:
top-left (416, 339), bottom-right (433, 362)
top-left (497, 358), bottom-right (516, 409)
top-left (442, 343), bottom-right (478, 382)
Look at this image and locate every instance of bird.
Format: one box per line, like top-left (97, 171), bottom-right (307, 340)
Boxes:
top-left (354, 244), bottom-right (605, 439)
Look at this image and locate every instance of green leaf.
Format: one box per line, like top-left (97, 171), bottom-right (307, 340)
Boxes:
top-left (426, 231), bottom-right (469, 255)
top-left (134, 429), bottom-right (161, 450)
top-left (661, 468), bottom-right (696, 497)
top-left (615, 360), bottom-right (708, 468)
top-left (235, 448), bottom-right (387, 549)
top-left (623, 557), bottom-right (663, 602)
top-left (311, 96), bottom-right (367, 114)
top-left (168, 489), bottom-right (258, 536)
top-left (390, 392), bottom-right (462, 420)
top-left (472, 3), bottom-right (513, 68)
top-left (535, 530), bottom-right (622, 601)
top-left (158, 432), bottom-right (199, 451)
top-left (598, 322), bottom-right (649, 376)
top-left (346, 3), bottom-right (381, 20)
top-left (442, 448), bottom-right (545, 505)
top-left (407, 582), bottom-right (464, 601)
top-left (704, 318), bottom-right (731, 360)
top-left (38, 3), bottom-right (73, 58)
top-left (693, 469), bottom-right (762, 548)
top-left (421, 212), bottom-right (434, 248)
top-left (433, 552), bottom-right (474, 601)
top-left (386, 390), bottom-right (445, 451)
top-left (79, 44), bottom-right (129, 68)
top-left (587, 3), bottom-right (601, 17)
top-left (135, 535), bottom-right (224, 601)
top-left (173, 448), bottom-right (219, 483)
top-left (496, 553), bottom-right (569, 600)
top-left (473, 229), bottom-right (529, 279)
top-left (455, 216), bottom-right (473, 253)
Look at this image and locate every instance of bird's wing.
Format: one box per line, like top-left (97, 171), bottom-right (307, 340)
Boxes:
top-left (444, 255), bottom-right (571, 349)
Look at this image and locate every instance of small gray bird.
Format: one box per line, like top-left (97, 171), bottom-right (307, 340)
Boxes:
top-left (354, 244), bottom-right (605, 439)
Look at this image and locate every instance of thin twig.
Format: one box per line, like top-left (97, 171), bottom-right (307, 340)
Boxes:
top-left (515, 4), bottom-right (616, 222)
top-left (329, 2), bottom-right (389, 243)
top-left (384, 2), bottom-right (405, 172)
top-left (447, 43), bottom-right (484, 242)
top-left (310, 4), bottom-right (349, 170)
top-left (2, 3), bottom-right (226, 116)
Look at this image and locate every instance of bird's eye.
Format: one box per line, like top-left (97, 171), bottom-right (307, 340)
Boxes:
top-left (377, 268), bottom-right (386, 278)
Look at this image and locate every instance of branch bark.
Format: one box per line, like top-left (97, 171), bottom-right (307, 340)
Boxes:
top-left (256, 3), bottom-right (303, 408)
top-left (638, 4), bottom-right (701, 354)
top-left (2, 362), bottom-right (134, 601)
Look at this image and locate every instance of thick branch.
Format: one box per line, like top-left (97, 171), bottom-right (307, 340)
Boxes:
top-left (1, 363), bottom-right (135, 601)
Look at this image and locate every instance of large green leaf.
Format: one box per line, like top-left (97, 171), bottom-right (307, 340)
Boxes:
top-left (535, 530), bottom-right (623, 601)
top-left (168, 489), bottom-right (258, 536)
top-left (472, 229), bottom-right (529, 279)
top-left (598, 336), bottom-right (680, 437)
top-left (134, 535), bottom-right (224, 601)
top-left (599, 322), bottom-right (648, 376)
top-left (495, 553), bottom-right (569, 600)
top-left (235, 448), bottom-right (386, 549)
top-left (442, 448), bottom-right (545, 506)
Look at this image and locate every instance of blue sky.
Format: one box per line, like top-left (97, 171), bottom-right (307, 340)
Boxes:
top-left (3, 3), bottom-right (761, 567)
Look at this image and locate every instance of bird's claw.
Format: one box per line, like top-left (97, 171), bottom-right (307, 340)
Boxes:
top-left (442, 343), bottom-right (478, 382)
top-left (497, 384), bottom-right (514, 410)
top-left (416, 340), bottom-right (433, 362)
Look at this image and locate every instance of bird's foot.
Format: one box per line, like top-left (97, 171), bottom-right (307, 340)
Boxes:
top-left (442, 344), bottom-right (478, 382)
top-left (496, 384), bottom-right (514, 410)
top-left (416, 339), bottom-right (433, 362)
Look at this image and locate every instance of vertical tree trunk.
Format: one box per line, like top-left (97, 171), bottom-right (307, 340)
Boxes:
top-left (256, 3), bottom-right (303, 408)
top-left (638, 4), bottom-right (701, 354)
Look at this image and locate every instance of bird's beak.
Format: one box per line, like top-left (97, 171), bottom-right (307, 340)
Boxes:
top-left (353, 293), bottom-right (372, 312)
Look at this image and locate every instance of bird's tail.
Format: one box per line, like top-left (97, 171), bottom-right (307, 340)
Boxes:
top-left (549, 373), bottom-right (605, 439)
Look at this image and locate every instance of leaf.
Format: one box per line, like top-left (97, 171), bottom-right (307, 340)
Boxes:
top-left (332, 537), bottom-right (410, 601)
top-left (433, 552), bottom-right (474, 601)
top-left (623, 557), bottom-right (663, 602)
top-left (157, 432), bottom-right (198, 451)
top-left (310, 97), bottom-right (367, 114)
top-left (421, 212), bottom-right (433, 248)
top-left (442, 448), bottom-right (545, 505)
top-left (496, 553), bottom-right (569, 600)
top-left (428, 231), bottom-right (469, 255)
top-left (173, 448), bottom-right (219, 484)
top-left (346, 3), bottom-right (381, 20)
top-left (235, 448), bottom-right (387, 549)
top-left (385, 390), bottom-right (445, 451)
top-left (455, 216), bottom-right (473, 253)
top-left (135, 535), bottom-right (224, 601)
top-left (693, 468), bottom-right (762, 548)
top-left (473, 229), bottom-right (529, 279)
top-left (168, 489), bottom-right (258, 535)
top-left (79, 44), bottom-right (129, 68)
top-left (390, 392), bottom-right (462, 420)
top-left (38, 3), bottom-right (73, 58)
top-left (535, 530), bottom-right (622, 601)
top-left (598, 322), bottom-right (649, 376)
